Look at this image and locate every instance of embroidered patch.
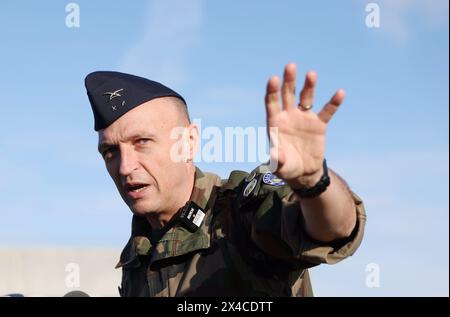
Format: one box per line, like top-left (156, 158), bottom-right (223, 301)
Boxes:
top-left (262, 173), bottom-right (285, 186)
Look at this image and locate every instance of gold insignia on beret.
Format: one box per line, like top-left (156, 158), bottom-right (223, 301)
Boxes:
top-left (103, 88), bottom-right (124, 101)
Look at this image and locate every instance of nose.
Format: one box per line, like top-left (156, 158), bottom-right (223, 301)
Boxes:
top-left (118, 146), bottom-right (139, 177)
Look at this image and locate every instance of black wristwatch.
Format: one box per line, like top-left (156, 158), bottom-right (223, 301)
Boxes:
top-left (293, 159), bottom-right (330, 198)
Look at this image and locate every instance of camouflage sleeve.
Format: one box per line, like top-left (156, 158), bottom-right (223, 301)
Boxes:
top-left (238, 171), bottom-right (366, 268)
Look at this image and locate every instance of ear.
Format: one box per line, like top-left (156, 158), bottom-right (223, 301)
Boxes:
top-left (186, 123), bottom-right (199, 162)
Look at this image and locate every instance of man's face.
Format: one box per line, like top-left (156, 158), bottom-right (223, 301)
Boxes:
top-left (98, 98), bottom-right (193, 217)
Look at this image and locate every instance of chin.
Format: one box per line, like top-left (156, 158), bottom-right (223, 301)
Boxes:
top-left (130, 200), bottom-right (158, 216)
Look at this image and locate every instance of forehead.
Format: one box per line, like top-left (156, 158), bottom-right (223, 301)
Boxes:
top-left (98, 97), bottom-right (178, 140)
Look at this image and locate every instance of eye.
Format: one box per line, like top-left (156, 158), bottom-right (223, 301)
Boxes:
top-left (137, 138), bottom-right (151, 145)
top-left (102, 147), bottom-right (116, 160)
top-left (103, 151), bottom-right (111, 159)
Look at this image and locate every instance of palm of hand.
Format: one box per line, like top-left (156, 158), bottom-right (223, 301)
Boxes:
top-left (264, 63), bottom-right (345, 187)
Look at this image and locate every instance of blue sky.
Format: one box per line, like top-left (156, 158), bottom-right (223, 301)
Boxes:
top-left (0, 0), bottom-right (448, 296)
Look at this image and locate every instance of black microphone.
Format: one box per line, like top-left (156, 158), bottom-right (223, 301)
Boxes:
top-left (63, 290), bottom-right (90, 297)
top-left (3, 293), bottom-right (25, 297)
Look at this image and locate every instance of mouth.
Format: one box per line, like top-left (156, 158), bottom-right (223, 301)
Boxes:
top-left (125, 183), bottom-right (151, 199)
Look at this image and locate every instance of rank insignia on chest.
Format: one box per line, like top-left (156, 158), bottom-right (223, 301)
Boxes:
top-left (179, 201), bottom-right (206, 232)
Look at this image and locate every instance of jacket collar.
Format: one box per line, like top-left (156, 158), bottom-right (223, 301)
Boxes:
top-left (116, 167), bottom-right (222, 269)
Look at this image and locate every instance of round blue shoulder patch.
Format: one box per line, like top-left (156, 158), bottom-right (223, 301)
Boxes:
top-left (262, 173), bottom-right (285, 186)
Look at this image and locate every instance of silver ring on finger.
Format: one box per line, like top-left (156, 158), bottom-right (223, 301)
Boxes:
top-left (299, 103), bottom-right (313, 111)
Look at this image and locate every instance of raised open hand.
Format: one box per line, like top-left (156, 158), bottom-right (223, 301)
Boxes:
top-left (265, 63), bottom-right (345, 188)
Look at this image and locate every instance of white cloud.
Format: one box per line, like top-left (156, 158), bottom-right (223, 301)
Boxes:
top-left (118, 0), bottom-right (203, 87)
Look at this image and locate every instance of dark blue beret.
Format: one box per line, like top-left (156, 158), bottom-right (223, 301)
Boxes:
top-left (85, 71), bottom-right (186, 131)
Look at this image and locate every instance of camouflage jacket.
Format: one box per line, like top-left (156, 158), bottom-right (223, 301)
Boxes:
top-left (116, 167), bottom-right (366, 297)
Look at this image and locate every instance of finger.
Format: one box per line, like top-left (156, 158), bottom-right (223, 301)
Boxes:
top-left (318, 89), bottom-right (345, 123)
top-left (281, 63), bottom-right (297, 111)
top-left (265, 76), bottom-right (281, 119)
top-left (299, 71), bottom-right (317, 109)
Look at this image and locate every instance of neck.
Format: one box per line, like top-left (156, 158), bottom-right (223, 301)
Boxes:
top-left (145, 164), bottom-right (196, 229)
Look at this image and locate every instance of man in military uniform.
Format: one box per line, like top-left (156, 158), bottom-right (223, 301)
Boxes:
top-left (85, 63), bottom-right (366, 297)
